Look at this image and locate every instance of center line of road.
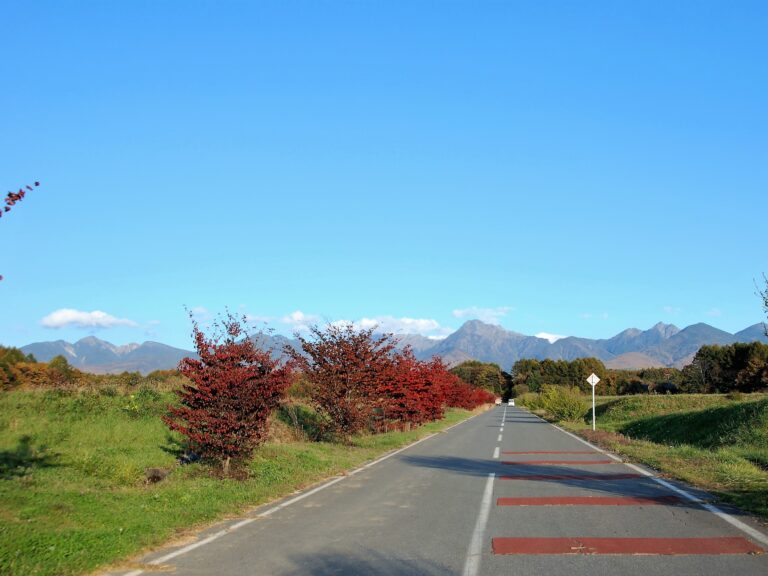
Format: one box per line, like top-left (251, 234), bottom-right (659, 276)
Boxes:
top-left (462, 473), bottom-right (496, 576)
top-left (493, 447), bottom-right (500, 459)
top-left (497, 434), bottom-right (503, 442)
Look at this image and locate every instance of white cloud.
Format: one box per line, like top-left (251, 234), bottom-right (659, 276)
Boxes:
top-left (329, 319), bottom-right (354, 330)
top-left (535, 332), bottom-right (566, 343)
top-left (452, 306), bottom-right (513, 324)
top-left (706, 307), bottom-right (723, 317)
top-left (41, 308), bottom-right (137, 330)
top-left (243, 309), bottom-right (453, 338)
top-left (356, 316), bottom-right (444, 335)
top-left (272, 311), bottom-right (452, 338)
top-left (663, 306), bottom-right (682, 315)
top-left (281, 310), bottom-right (322, 332)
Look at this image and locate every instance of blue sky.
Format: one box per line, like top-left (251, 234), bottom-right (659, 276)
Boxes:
top-left (1, 1), bottom-right (766, 350)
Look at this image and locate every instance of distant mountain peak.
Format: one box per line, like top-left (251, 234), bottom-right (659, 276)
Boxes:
top-left (650, 322), bottom-right (680, 338)
top-left (458, 319), bottom-right (525, 338)
top-left (76, 335), bottom-right (109, 345)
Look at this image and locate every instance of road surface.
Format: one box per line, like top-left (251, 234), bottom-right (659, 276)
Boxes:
top-left (109, 406), bottom-right (768, 575)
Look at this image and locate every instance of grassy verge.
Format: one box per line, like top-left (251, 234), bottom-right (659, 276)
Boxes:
top-left (0, 389), bottom-right (480, 576)
top-left (551, 394), bottom-right (768, 522)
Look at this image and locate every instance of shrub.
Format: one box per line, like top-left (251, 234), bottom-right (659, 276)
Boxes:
top-left (378, 349), bottom-right (446, 429)
top-left (287, 323), bottom-right (397, 439)
top-left (164, 311), bottom-right (292, 474)
top-left (538, 385), bottom-right (588, 421)
top-left (515, 392), bottom-right (542, 410)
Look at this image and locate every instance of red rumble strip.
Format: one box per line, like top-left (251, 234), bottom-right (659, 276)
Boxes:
top-left (492, 537), bottom-right (764, 555)
top-left (496, 495), bottom-right (682, 506)
top-left (502, 460), bottom-right (616, 465)
top-left (501, 473), bottom-right (643, 481)
top-left (502, 451), bottom-right (598, 455)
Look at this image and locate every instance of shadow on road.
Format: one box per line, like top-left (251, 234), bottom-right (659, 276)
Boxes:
top-left (400, 454), bottom-right (716, 513)
top-left (276, 548), bottom-right (453, 576)
top-left (487, 419), bottom-right (548, 426)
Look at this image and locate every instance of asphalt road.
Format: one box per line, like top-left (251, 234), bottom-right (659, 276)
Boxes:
top-left (110, 406), bottom-right (768, 576)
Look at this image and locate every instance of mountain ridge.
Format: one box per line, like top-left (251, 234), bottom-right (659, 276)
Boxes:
top-left (18, 321), bottom-right (768, 375)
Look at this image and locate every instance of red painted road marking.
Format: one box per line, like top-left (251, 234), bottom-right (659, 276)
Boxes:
top-left (502, 460), bottom-right (616, 465)
top-left (501, 473), bottom-right (643, 480)
top-left (502, 451), bottom-right (598, 455)
top-left (496, 495), bottom-right (682, 506)
top-left (492, 537), bottom-right (764, 555)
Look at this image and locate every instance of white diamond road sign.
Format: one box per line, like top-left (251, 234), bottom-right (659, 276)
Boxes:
top-left (587, 373), bottom-right (600, 387)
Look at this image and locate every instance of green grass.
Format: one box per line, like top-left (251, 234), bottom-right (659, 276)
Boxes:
top-left (593, 394), bottom-right (737, 426)
top-left (0, 390), bottom-right (478, 576)
top-left (552, 394), bottom-right (768, 521)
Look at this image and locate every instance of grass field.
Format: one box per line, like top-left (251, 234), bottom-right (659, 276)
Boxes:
top-left (559, 393), bottom-right (768, 521)
top-left (0, 388), bottom-right (479, 576)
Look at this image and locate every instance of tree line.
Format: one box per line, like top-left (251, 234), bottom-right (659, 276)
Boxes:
top-left (509, 341), bottom-right (768, 396)
top-left (681, 342), bottom-right (768, 393)
top-left (164, 314), bottom-right (495, 474)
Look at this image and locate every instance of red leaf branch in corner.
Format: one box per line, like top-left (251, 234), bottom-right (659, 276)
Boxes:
top-left (1, 181), bottom-right (40, 281)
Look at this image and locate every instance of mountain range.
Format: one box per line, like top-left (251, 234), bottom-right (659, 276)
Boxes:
top-left (19, 320), bottom-right (768, 375)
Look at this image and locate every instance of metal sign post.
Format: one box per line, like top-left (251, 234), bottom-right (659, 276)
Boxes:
top-left (587, 373), bottom-right (600, 431)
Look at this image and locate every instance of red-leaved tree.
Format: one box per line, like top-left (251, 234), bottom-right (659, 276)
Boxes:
top-left (1, 181), bottom-right (40, 281)
top-left (287, 323), bottom-right (397, 439)
top-left (165, 311), bottom-right (292, 474)
top-left (437, 361), bottom-right (496, 409)
top-left (379, 349), bottom-right (445, 428)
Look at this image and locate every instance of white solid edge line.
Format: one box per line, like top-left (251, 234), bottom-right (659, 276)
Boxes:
top-left (533, 411), bottom-right (768, 548)
top-left (462, 473), bottom-right (496, 576)
top-left (119, 409), bottom-right (487, 576)
top-left (621, 462), bottom-right (768, 547)
top-left (550, 423), bottom-right (623, 462)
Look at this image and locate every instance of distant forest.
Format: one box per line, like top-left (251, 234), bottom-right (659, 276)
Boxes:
top-left (509, 341), bottom-right (768, 395)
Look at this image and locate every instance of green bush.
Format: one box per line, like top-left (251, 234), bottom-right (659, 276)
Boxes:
top-left (514, 392), bottom-right (542, 410)
top-left (538, 385), bottom-right (588, 421)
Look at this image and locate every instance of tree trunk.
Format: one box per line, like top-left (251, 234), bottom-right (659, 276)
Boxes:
top-left (222, 456), bottom-right (231, 476)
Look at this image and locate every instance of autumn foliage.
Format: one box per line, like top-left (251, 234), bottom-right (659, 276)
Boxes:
top-left (1, 181), bottom-right (38, 219)
top-left (379, 350), bottom-right (446, 426)
top-left (288, 323), bottom-right (494, 438)
top-left (165, 312), bottom-right (292, 473)
top-left (1, 181), bottom-right (40, 281)
top-left (288, 324), bottom-right (398, 437)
